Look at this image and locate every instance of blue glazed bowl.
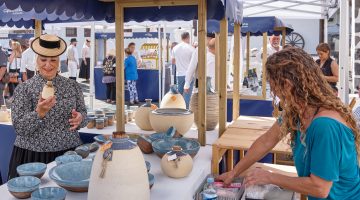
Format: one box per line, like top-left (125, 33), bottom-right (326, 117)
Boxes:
top-left (49, 161), bottom-right (92, 192)
top-left (148, 126), bottom-right (177, 142)
top-left (31, 187), bottom-right (67, 200)
top-left (17, 162), bottom-right (47, 179)
top-left (55, 155), bottom-right (82, 166)
top-left (145, 161), bottom-right (151, 172)
top-left (152, 138), bottom-right (200, 158)
top-left (148, 173), bottom-right (155, 189)
top-left (7, 176), bottom-right (41, 199)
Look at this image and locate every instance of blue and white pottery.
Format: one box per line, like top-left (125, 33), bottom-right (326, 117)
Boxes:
top-left (49, 161), bottom-right (92, 192)
top-left (55, 155), bottom-right (82, 166)
top-left (145, 161), bottom-right (151, 172)
top-left (17, 162), bottom-right (47, 179)
top-left (7, 176), bottom-right (41, 199)
top-left (148, 126), bottom-right (177, 142)
top-left (152, 138), bottom-right (200, 158)
top-left (31, 187), bottom-right (67, 200)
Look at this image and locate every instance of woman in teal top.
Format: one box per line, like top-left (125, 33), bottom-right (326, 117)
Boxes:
top-left (217, 47), bottom-right (360, 199)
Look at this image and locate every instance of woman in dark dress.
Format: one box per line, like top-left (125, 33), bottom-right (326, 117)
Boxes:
top-left (8, 34), bottom-right (88, 179)
top-left (315, 43), bottom-right (339, 93)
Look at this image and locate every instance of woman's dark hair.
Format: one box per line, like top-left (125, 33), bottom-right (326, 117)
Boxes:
top-left (125, 48), bottom-right (132, 55)
top-left (316, 43), bottom-right (331, 54)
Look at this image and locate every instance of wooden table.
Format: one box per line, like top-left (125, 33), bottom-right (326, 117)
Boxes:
top-left (212, 116), bottom-right (292, 174)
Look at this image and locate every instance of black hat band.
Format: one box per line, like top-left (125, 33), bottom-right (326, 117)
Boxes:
top-left (39, 38), bottom-right (61, 49)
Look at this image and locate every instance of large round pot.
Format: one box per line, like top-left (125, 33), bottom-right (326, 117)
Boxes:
top-left (161, 146), bottom-right (193, 178)
top-left (134, 99), bottom-right (157, 131)
top-left (190, 93), bottom-right (219, 131)
top-left (149, 108), bottom-right (194, 136)
top-left (160, 85), bottom-right (186, 109)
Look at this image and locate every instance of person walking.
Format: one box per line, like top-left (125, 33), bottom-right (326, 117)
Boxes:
top-left (79, 39), bottom-right (90, 82)
top-left (102, 50), bottom-right (116, 103)
top-left (171, 32), bottom-right (195, 108)
top-left (20, 38), bottom-right (36, 81)
top-left (125, 48), bottom-right (139, 105)
top-left (66, 38), bottom-right (79, 81)
top-left (8, 41), bottom-right (22, 97)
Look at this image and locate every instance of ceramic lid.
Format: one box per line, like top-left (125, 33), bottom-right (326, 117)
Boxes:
top-left (152, 108), bottom-right (193, 116)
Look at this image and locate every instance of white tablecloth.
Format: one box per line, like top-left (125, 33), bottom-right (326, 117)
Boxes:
top-left (0, 122), bottom-right (219, 200)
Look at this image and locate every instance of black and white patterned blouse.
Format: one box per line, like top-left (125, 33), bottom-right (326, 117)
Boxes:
top-left (11, 74), bottom-right (88, 152)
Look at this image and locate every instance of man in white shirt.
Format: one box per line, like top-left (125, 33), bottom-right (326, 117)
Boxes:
top-left (66, 38), bottom-right (79, 81)
top-left (184, 37), bottom-right (216, 94)
top-left (172, 32), bottom-right (195, 108)
top-left (21, 37), bottom-right (36, 81)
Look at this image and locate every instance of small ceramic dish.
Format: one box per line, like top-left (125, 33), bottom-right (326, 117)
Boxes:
top-left (7, 176), bottom-right (41, 199)
top-left (55, 155), bottom-right (82, 166)
top-left (31, 187), bottom-right (67, 200)
top-left (17, 162), bottom-right (47, 179)
top-left (49, 161), bottom-right (92, 192)
top-left (75, 145), bottom-right (90, 158)
top-left (152, 138), bottom-right (200, 158)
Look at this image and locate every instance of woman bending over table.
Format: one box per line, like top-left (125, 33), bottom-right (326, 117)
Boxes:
top-left (8, 34), bottom-right (87, 179)
top-left (217, 47), bottom-right (360, 200)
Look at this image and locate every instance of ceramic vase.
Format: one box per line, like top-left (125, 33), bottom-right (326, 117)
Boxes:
top-left (190, 93), bottom-right (219, 131)
top-left (0, 105), bottom-right (10, 122)
top-left (135, 99), bottom-right (157, 131)
top-left (149, 108), bottom-right (194, 136)
top-left (160, 85), bottom-right (186, 109)
top-left (88, 132), bottom-right (150, 200)
top-left (161, 146), bottom-right (193, 178)
top-left (42, 81), bottom-right (55, 99)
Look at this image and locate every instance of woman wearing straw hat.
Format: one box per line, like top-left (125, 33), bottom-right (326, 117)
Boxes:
top-left (8, 34), bottom-right (88, 179)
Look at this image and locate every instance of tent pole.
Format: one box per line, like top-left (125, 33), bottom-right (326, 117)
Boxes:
top-left (339, 0), bottom-right (349, 104)
top-left (215, 34), bottom-right (220, 92)
top-left (197, 0), bottom-right (207, 145)
top-left (89, 22), bottom-right (96, 111)
top-left (219, 18), bottom-right (228, 136)
top-left (350, 0), bottom-right (355, 94)
top-left (246, 32), bottom-right (250, 75)
top-left (34, 20), bottom-right (42, 37)
top-left (262, 32), bottom-right (268, 99)
top-left (115, 0), bottom-right (125, 132)
top-left (232, 23), bottom-right (240, 121)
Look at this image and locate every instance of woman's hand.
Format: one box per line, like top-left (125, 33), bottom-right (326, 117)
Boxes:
top-left (244, 168), bottom-right (273, 187)
top-left (69, 109), bottom-right (83, 131)
top-left (216, 170), bottom-right (236, 186)
top-left (36, 95), bottom-right (56, 118)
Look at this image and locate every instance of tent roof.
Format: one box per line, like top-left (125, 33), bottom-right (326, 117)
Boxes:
top-left (207, 16), bottom-right (293, 36)
top-left (242, 0), bottom-right (339, 19)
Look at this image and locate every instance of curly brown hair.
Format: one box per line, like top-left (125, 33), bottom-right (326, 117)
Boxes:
top-left (266, 47), bottom-right (360, 161)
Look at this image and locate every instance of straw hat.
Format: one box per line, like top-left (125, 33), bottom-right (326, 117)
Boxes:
top-left (31, 34), bottom-right (67, 57)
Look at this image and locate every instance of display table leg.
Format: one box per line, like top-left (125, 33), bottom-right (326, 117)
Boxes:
top-left (212, 145), bottom-right (220, 174)
top-left (226, 149), bottom-right (234, 171)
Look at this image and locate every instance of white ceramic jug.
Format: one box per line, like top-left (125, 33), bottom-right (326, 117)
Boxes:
top-left (88, 132), bottom-right (150, 200)
top-left (161, 146), bottom-right (193, 178)
top-left (160, 85), bottom-right (186, 109)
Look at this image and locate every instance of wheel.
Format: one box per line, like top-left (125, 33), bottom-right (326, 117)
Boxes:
top-left (285, 32), bottom-right (305, 49)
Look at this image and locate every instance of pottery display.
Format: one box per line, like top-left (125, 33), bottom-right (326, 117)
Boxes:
top-left (152, 138), bottom-right (200, 158)
top-left (0, 105), bottom-right (10, 122)
top-left (49, 161), bottom-right (92, 192)
top-left (137, 135), bottom-right (154, 154)
top-left (88, 132), bottom-right (150, 200)
top-left (160, 85), bottom-right (186, 109)
top-left (31, 187), bottom-right (67, 200)
top-left (161, 146), bottom-right (193, 178)
top-left (135, 99), bottom-right (157, 131)
top-left (16, 162), bottom-right (47, 179)
top-left (190, 93), bottom-right (219, 131)
top-left (42, 81), bottom-right (55, 99)
top-left (7, 176), bottom-right (41, 199)
top-left (149, 108), bottom-right (194, 136)
top-left (55, 155), bottom-right (82, 166)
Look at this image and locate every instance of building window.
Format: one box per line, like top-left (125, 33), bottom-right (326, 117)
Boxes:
top-left (66, 27), bottom-right (77, 37)
top-left (84, 28), bottom-right (91, 37)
